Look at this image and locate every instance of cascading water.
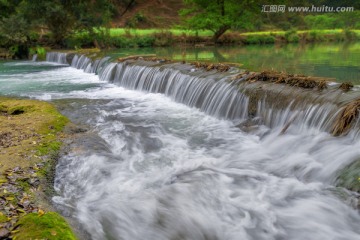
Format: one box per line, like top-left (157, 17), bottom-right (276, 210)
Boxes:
top-left (46, 52), bottom-right (68, 64)
top-left (37, 52), bottom-right (360, 239)
top-left (32, 54), bottom-right (38, 61)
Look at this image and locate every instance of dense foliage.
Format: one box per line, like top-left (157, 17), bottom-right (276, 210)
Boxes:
top-left (0, 0), bottom-right (359, 54)
top-left (180, 0), bottom-right (360, 40)
top-left (0, 0), bottom-right (115, 56)
top-left (180, 0), bottom-right (258, 42)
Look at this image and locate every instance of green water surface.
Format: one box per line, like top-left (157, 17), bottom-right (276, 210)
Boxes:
top-left (106, 42), bottom-right (360, 84)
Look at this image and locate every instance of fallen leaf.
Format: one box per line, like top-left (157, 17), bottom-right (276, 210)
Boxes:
top-left (38, 209), bottom-right (44, 217)
top-left (17, 209), bottom-right (25, 213)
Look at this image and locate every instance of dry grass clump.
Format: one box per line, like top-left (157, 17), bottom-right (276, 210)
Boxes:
top-left (245, 71), bottom-right (329, 90)
top-left (117, 54), bottom-right (172, 63)
top-left (332, 99), bottom-right (360, 136)
top-left (338, 82), bottom-right (354, 92)
top-left (117, 54), bottom-right (157, 62)
top-left (191, 62), bottom-right (230, 72)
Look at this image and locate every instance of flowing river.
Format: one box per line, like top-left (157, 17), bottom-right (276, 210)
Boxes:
top-left (0, 52), bottom-right (359, 240)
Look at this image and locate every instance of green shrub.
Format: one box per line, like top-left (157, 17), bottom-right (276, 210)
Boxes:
top-left (65, 32), bottom-right (93, 48)
top-left (261, 35), bottom-right (275, 44)
top-left (135, 36), bottom-right (155, 47)
top-left (285, 29), bottom-right (299, 43)
top-left (111, 36), bottom-right (136, 48)
top-left (244, 35), bottom-right (275, 44)
top-left (343, 29), bottom-right (357, 41)
top-left (244, 35), bottom-right (260, 44)
top-left (153, 31), bottom-right (173, 47)
top-left (305, 14), bottom-right (339, 29)
top-left (29, 46), bottom-right (47, 60)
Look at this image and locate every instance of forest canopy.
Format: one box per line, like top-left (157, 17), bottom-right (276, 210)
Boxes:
top-left (0, 0), bottom-right (358, 52)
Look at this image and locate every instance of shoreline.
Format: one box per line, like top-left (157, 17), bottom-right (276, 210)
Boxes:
top-left (1, 29), bottom-right (360, 60)
top-left (0, 97), bottom-right (77, 239)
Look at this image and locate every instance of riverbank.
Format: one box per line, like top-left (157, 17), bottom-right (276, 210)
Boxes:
top-left (2, 29), bottom-right (359, 60)
top-left (0, 97), bottom-right (77, 239)
top-left (65, 29), bottom-right (360, 49)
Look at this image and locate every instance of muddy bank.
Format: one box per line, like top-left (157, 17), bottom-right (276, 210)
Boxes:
top-left (0, 97), bottom-right (77, 239)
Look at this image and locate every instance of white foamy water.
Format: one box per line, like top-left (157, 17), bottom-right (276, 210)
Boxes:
top-left (0, 59), bottom-right (359, 240)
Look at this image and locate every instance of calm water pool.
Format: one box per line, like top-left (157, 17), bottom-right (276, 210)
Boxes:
top-left (105, 42), bottom-right (360, 84)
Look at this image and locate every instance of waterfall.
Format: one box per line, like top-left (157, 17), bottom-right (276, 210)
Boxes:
top-left (46, 52), bottom-right (360, 137)
top-left (32, 54), bottom-right (38, 62)
top-left (70, 54), bottom-right (111, 74)
top-left (32, 52), bottom-right (360, 240)
top-left (46, 52), bottom-right (68, 64)
top-left (99, 62), bottom-right (249, 120)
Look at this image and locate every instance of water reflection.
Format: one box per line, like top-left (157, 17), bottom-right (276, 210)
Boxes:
top-left (107, 43), bottom-right (360, 84)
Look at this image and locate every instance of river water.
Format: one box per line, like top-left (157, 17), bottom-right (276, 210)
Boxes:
top-left (0, 54), bottom-right (359, 240)
top-left (106, 42), bottom-right (360, 84)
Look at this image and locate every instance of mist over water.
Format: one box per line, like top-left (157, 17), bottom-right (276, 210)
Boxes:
top-left (0, 59), bottom-right (359, 240)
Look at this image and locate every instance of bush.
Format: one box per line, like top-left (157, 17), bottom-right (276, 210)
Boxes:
top-left (307, 31), bottom-right (325, 42)
top-left (343, 29), bottom-right (357, 41)
top-left (135, 36), bottom-right (155, 47)
top-left (304, 14), bottom-right (339, 29)
top-left (111, 36), bottom-right (137, 48)
top-left (244, 35), bottom-right (275, 44)
top-left (65, 32), bottom-right (93, 48)
top-left (284, 29), bottom-right (299, 43)
top-left (152, 31), bottom-right (173, 47)
top-left (29, 46), bottom-right (47, 60)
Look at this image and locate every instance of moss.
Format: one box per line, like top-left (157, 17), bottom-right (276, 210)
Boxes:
top-left (0, 97), bottom-right (68, 171)
top-left (13, 212), bottom-right (77, 240)
top-left (37, 140), bottom-right (62, 156)
top-left (336, 159), bottom-right (360, 193)
top-left (7, 105), bottom-right (29, 115)
top-left (0, 212), bottom-right (8, 223)
top-left (0, 97), bottom-right (77, 238)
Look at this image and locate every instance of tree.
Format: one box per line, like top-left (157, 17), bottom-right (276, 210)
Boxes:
top-left (19, 0), bottom-right (115, 45)
top-left (180, 0), bottom-right (259, 42)
top-left (0, 0), bottom-right (115, 48)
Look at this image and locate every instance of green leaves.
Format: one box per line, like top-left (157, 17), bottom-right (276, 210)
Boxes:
top-left (0, 0), bottom-right (116, 47)
top-left (180, 0), bottom-right (259, 41)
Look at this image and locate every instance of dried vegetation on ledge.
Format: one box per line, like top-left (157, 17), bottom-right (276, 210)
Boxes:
top-left (332, 98), bottom-right (360, 136)
top-left (190, 62), bottom-right (230, 72)
top-left (238, 71), bottom-right (332, 90)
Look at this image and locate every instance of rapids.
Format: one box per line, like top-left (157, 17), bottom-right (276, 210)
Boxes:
top-left (0, 53), bottom-right (359, 240)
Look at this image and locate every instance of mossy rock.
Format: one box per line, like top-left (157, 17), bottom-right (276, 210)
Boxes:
top-left (13, 212), bottom-right (77, 240)
top-left (336, 159), bottom-right (360, 192)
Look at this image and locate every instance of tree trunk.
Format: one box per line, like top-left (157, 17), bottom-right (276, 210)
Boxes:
top-left (212, 25), bottom-right (229, 43)
top-left (120, 0), bottom-right (136, 17)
